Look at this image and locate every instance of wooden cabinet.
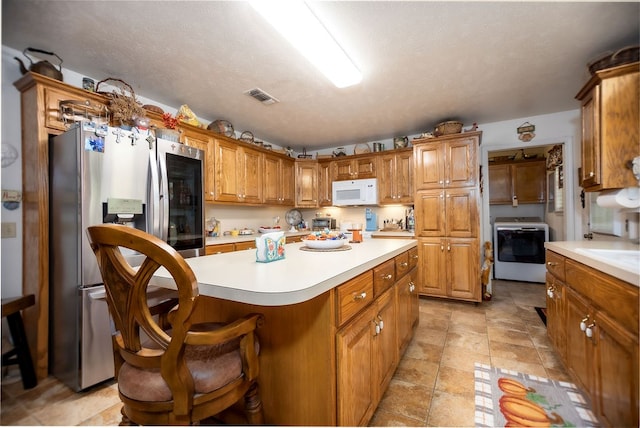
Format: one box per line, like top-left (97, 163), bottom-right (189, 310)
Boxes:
top-left (295, 160), bottom-right (318, 208)
top-left (413, 132), bottom-right (481, 302)
top-left (545, 272), bottom-right (566, 360)
top-left (213, 138), bottom-right (264, 204)
top-left (377, 149), bottom-right (413, 204)
top-left (333, 155), bottom-right (376, 181)
top-left (205, 243), bottom-right (235, 255)
top-left (264, 153), bottom-right (294, 206)
top-left (414, 133), bottom-right (478, 190)
top-left (336, 302), bottom-right (377, 426)
top-left (336, 283), bottom-right (397, 426)
top-left (576, 62), bottom-right (639, 191)
top-left (545, 250), bottom-right (639, 427)
top-left (317, 160), bottom-right (333, 206)
top-left (417, 237), bottom-right (479, 301)
top-left (415, 188), bottom-right (478, 238)
top-left (182, 128), bottom-right (215, 201)
top-left (396, 268), bottom-right (418, 355)
top-left (488, 159), bottom-right (546, 204)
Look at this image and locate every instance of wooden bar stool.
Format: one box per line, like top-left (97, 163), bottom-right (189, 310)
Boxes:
top-left (2, 294), bottom-right (37, 389)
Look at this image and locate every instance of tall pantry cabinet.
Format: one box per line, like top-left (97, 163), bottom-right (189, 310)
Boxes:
top-left (413, 131), bottom-right (481, 302)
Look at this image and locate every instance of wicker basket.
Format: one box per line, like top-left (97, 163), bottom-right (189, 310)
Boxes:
top-left (434, 121), bottom-right (463, 136)
top-left (588, 45), bottom-right (639, 75)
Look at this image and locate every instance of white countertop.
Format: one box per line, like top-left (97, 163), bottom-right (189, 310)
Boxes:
top-left (545, 241), bottom-right (640, 287)
top-left (153, 238), bottom-right (417, 306)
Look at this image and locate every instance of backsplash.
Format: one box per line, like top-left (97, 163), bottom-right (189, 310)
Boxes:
top-left (205, 204), bottom-right (410, 234)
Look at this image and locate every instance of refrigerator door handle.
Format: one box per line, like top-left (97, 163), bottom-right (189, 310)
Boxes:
top-left (149, 151), bottom-right (161, 238)
top-left (88, 289), bottom-right (106, 300)
top-left (158, 152), bottom-right (169, 242)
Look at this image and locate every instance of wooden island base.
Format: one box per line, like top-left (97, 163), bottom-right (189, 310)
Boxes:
top-left (195, 292), bottom-right (337, 426)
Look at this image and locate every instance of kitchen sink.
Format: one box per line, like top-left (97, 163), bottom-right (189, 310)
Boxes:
top-left (575, 248), bottom-right (640, 272)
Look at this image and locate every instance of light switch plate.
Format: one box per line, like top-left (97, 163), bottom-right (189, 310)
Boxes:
top-left (1, 222), bottom-right (17, 238)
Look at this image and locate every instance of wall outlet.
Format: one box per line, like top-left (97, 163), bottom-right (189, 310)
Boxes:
top-left (1, 222), bottom-right (17, 238)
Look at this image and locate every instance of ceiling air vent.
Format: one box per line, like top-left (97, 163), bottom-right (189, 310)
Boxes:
top-left (244, 88), bottom-right (279, 105)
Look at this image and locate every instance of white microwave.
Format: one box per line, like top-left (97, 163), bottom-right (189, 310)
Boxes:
top-left (332, 178), bottom-right (378, 206)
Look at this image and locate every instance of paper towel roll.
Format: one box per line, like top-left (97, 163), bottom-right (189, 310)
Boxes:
top-left (596, 188), bottom-right (640, 209)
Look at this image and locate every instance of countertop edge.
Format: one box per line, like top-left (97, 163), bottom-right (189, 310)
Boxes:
top-left (154, 239), bottom-right (418, 306)
top-left (545, 241), bottom-right (640, 287)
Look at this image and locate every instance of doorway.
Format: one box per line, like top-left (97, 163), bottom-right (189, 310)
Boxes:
top-left (481, 140), bottom-right (574, 247)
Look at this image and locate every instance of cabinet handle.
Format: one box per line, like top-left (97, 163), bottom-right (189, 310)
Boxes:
top-left (589, 171), bottom-right (595, 177)
top-left (447, 243), bottom-right (451, 251)
top-left (580, 316), bottom-right (589, 331)
top-left (547, 286), bottom-right (554, 298)
top-left (440, 244), bottom-right (444, 251)
top-left (383, 274), bottom-right (393, 281)
top-left (585, 322), bottom-right (596, 338)
top-left (400, 262), bottom-right (408, 268)
top-left (377, 315), bottom-right (384, 330)
top-left (546, 261), bottom-right (558, 267)
top-left (412, 255), bottom-right (419, 260)
top-left (353, 292), bottom-right (367, 301)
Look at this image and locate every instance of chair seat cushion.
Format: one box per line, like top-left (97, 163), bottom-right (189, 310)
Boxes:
top-left (118, 323), bottom-right (257, 402)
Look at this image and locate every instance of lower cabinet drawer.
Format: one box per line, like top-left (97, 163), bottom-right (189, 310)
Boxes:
top-left (373, 259), bottom-right (395, 297)
top-left (205, 243), bottom-right (235, 255)
top-left (336, 271), bottom-right (374, 326)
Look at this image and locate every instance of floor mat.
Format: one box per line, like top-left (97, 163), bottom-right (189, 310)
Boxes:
top-left (474, 362), bottom-right (599, 427)
top-left (535, 306), bottom-right (547, 326)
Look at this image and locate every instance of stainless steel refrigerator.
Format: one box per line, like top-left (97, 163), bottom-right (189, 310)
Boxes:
top-left (50, 121), bottom-right (204, 391)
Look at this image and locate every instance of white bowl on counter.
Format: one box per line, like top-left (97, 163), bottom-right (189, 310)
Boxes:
top-left (301, 238), bottom-right (348, 250)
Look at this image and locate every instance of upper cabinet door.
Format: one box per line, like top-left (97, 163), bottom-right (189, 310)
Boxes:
top-left (414, 143), bottom-right (444, 190)
top-left (576, 62), bottom-right (639, 191)
top-left (446, 137), bottom-right (477, 188)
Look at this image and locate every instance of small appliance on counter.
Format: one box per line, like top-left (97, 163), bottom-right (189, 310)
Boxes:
top-left (365, 207), bottom-right (377, 231)
top-left (312, 217), bottom-right (336, 230)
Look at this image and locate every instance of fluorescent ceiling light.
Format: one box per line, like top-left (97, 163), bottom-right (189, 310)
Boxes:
top-left (250, 1), bottom-right (362, 88)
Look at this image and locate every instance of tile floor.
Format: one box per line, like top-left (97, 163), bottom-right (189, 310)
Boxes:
top-left (1, 280), bottom-right (574, 426)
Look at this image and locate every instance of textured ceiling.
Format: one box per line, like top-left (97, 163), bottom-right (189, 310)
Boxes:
top-left (3, 1), bottom-right (639, 152)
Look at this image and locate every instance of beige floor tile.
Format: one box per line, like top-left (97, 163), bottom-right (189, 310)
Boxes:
top-left (440, 345), bottom-right (491, 372)
top-left (376, 378), bottom-right (432, 422)
top-left (434, 365), bottom-right (475, 396)
top-left (394, 356), bottom-right (439, 388)
top-left (444, 330), bottom-right (490, 355)
top-left (487, 325), bottom-right (535, 347)
top-left (404, 339), bottom-right (443, 363)
top-left (489, 357), bottom-right (548, 377)
top-left (426, 390), bottom-right (475, 427)
top-left (369, 407), bottom-right (426, 427)
top-left (489, 340), bottom-right (541, 364)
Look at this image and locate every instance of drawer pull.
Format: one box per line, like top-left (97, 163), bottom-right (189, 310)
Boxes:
top-left (412, 255), bottom-right (419, 260)
top-left (585, 322), bottom-right (596, 338)
top-left (383, 274), bottom-right (393, 281)
top-left (377, 315), bottom-right (384, 330)
top-left (546, 261), bottom-right (558, 267)
top-left (399, 262), bottom-right (408, 268)
top-left (353, 292), bottom-right (367, 301)
top-left (580, 316), bottom-right (589, 331)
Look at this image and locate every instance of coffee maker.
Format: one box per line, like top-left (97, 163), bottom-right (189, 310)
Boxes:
top-left (365, 208), bottom-right (377, 231)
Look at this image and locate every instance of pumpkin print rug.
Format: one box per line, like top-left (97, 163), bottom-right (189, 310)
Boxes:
top-left (474, 363), bottom-right (600, 427)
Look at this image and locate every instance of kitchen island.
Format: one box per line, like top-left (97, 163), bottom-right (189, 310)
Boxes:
top-left (152, 238), bottom-right (419, 426)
